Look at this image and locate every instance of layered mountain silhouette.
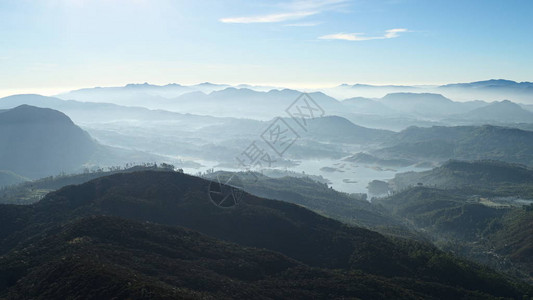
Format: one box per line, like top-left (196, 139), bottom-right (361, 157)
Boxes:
top-left (374, 125), bottom-right (533, 166)
top-left (0, 94), bottom-right (222, 126)
top-left (441, 79), bottom-right (533, 91)
top-left (390, 160), bottom-right (533, 190)
top-left (378, 93), bottom-right (487, 116)
top-left (331, 79), bottom-right (533, 103)
top-left (456, 100), bottom-right (533, 123)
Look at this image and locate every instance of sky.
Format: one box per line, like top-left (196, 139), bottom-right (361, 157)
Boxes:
top-left (1, 0), bottom-right (532, 97)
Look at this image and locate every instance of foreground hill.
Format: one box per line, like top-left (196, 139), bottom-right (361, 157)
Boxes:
top-left (202, 171), bottom-right (405, 230)
top-left (0, 171), bottom-right (530, 298)
top-left (1, 215), bottom-right (518, 300)
top-left (0, 105), bottom-right (100, 178)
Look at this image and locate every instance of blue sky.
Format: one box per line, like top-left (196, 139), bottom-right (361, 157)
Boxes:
top-left (1, 0), bottom-right (532, 96)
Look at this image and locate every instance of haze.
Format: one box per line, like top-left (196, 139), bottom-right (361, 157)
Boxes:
top-left (1, 1), bottom-right (533, 299)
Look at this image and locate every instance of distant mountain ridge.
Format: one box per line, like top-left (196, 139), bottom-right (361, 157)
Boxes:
top-left (44, 79), bottom-right (533, 124)
top-left (378, 93), bottom-right (485, 116)
top-left (370, 125), bottom-right (533, 166)
top-left (454, 100), bottom-right (533, 123)
top-left (441, 79), bottom-right (533, 89)
top-left (330, 79), bottom-right (533, 103)
top-left (390, 160), bottom-right (533, 190)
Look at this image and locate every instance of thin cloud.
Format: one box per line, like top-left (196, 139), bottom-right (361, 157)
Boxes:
top-left (220, 11), bottom-right (317, 24)
top-left (384, 28), bottom-right (408, 38)
top-left (319, 28), bottom-right (408, 41)
top-left (220, 0), bottom-right (350, 24)
top-left (283, 0), bottom-right (350, 11)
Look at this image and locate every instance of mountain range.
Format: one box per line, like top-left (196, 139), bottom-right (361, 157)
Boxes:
top-left (51, 80), bottom-right (533, 124)
top-left (330, 79), bottom-right (533, 103)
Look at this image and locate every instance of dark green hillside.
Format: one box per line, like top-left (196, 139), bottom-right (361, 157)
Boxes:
top-left (202, 172), bottom-right (424, 241)
top-left (0, 171), bottom-right (530, 298)
top-left (375, 184), bottom-right (533, 282)
top-left (374, 187), bottom-right (507, 239)
top-left (25, 171), bottom-right (415, 272)
top-left (482, 208), bottom-right (533, 279)
top-left (0, 164), bottom-right (177, 205)
top-left (2, 216), bottom-right (520, 300)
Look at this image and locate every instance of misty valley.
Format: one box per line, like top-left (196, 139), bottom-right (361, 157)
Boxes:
top-left (0, 80), bottom-right (533, 299)
top-left (2, 1), bottom-right (533, 298)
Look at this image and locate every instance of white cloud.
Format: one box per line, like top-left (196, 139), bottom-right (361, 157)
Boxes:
top-left (283, 0), bottom-right (350, 11)
top-left (384, 28), bottom-right (408, 38)
top-left (220, 11), bottom-right (317, 24)
top-left (319, 28), bottom-right (408, 41)
top-left (220, 0), bottom-right (350, 24)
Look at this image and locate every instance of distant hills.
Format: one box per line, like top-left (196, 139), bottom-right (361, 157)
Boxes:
top-left (441, 79), bottom-right (533, 93)
top-left (2, 94), bottom-right (531, 170)
top-left (0, 105), bottom-right (174, 179)
top-left (454, 100), bottom-right (533, 123)
top-left (379, 93), bottom-right (486, 116)
top-left (373, 125), bottom-right (533, 166)
top-left (330, 79), bottom-right (533, 103)
top-left (57, 82), bottom-right (226, 105)
top-left (0, 105), bottom-right (99, 178)
top-left (0, 94), bottom-right (223, 126)
top-left (49, 80), bottom-right (533, 125)
top-left (301, 115), bottom-right (395, 144)
top-left (390, 160), bottom-right (533, 191)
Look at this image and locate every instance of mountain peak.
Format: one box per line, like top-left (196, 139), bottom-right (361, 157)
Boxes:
top-left (461, 99), bottom-right (533, 122)
top-left (124, 82), bottom-right (154, 88)
top-left (0, 104), bottom-right (73, 125)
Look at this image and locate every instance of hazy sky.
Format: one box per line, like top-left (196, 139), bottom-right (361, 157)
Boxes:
top-left (1, 0), bottom-right (532, 96)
